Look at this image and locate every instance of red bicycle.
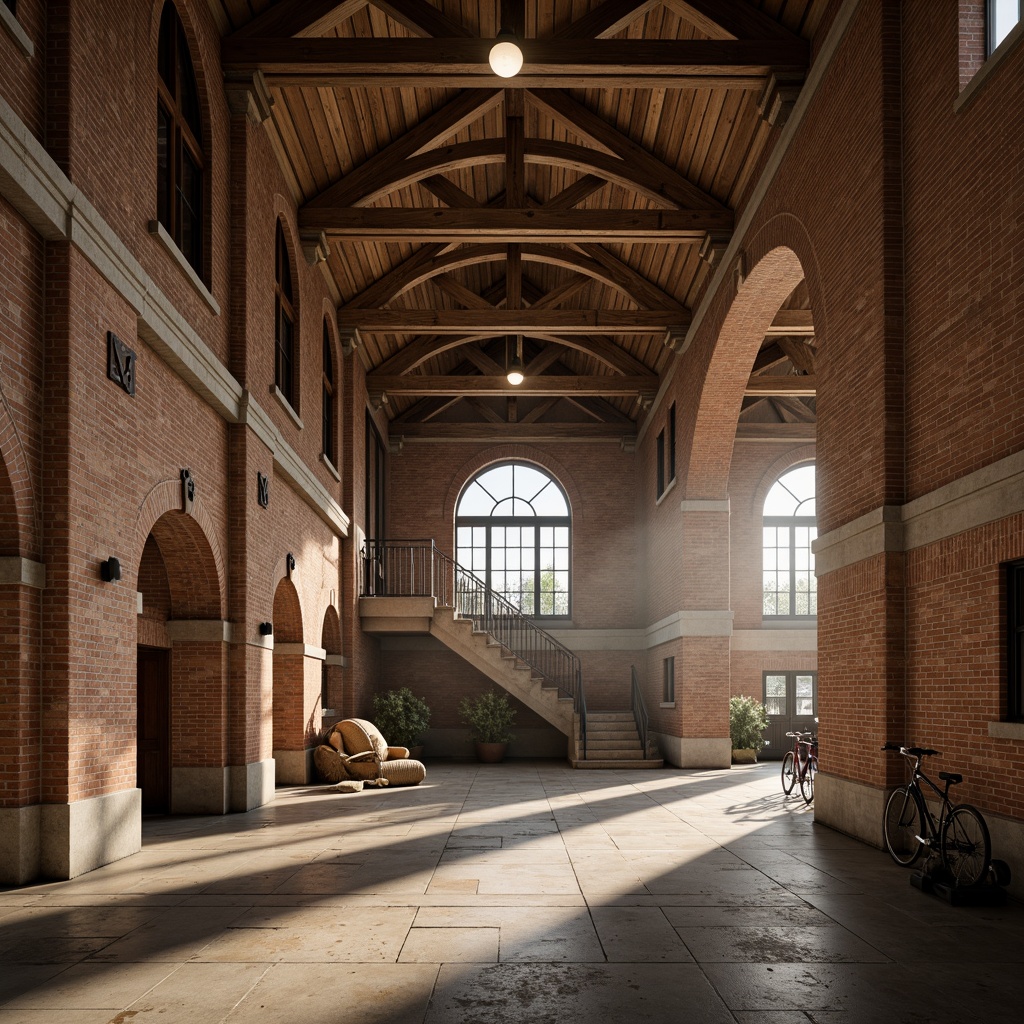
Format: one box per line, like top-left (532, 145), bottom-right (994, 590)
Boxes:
top-left (781, 730), bottom-right (818, 804)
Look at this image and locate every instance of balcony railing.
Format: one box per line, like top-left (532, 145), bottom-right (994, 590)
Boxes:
top-left (362, 540), bottom-right (585, 721)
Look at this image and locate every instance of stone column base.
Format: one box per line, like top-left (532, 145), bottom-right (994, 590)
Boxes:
top-left (0, 804), bottom-right (42, 885)
top-left (39, 789), bottom-right (141, 880)
top-left (274, 748), bottom-right (313, 785)
top-left (229, 758), bottom-right (275, 811)
top-left (654, 733), bottom-right (732, 769)
top-left (172, 767), bottom-right (229, 815)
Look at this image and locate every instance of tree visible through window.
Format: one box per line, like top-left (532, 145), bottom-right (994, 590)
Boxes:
top-left (763, 464), bottom-right (816, 618)
top-left (456, 462), bottom-right (571, 617)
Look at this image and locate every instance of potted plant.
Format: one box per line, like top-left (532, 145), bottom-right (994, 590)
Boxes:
top-left (729, 695), bottom-right (769, 764)
top-left (372, 687), bottom-right (431, 758)
top-left (459, 690), bottom-right (517, 763)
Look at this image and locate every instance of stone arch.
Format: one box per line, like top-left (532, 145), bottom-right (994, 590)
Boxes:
top-left (272, 577), bottom-right (303, 643)
top-left (320, 605), bottom-right (343, 718)
top-left (272, 576), bottom-right (310, 782)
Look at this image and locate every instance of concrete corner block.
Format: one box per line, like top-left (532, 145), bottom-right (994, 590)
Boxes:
top-left (172, 766), bottom-right (229, 814)
top-left (814, 773), bottom-right (886, 847)
top-left (274, 748), bottom-right (314, 785)
top-left (229, 758), bottom-right (276, 811)
top-left (0, 804), bottom-right (41, 884)
top-left (655, 733), bottom-right (732, 769)
top-left (40, 789), bottom-right (141, 880)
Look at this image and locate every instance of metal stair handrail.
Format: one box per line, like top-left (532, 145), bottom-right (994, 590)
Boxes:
top-left (361, 540), bottom-right (585, 721)
top-left (630, 665), bottom-right (651, 760)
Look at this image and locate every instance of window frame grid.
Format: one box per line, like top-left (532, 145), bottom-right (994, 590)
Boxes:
top-left (763, 514), bottom-right (817, 620)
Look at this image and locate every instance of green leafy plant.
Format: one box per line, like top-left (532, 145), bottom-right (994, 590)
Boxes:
top-left (729, 695), bottom-right (769, 752)
top-left (459, 690), bottom-right (517, 744)
top-left (372, 687), bottom-right (431, 748)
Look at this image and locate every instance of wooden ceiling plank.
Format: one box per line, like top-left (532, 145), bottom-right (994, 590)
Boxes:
top-left (367, 375), bottom-right (659, 396)
top-left (229, 0), bottom-right (368, 39)
top-left (744, 375), bottom-right (817, 396)
top-left (392, 394), bottom-right (463, 423)
top-left (369, 0), bottom-right (475, 37)
top-left (519, 397), bottom-right (561, 423)
top-left (341, 308), bottom-right (685, 333)
top-left (662, 0), bottom-right (798, 41)
top-left (304, 89), bottom-right (502, 210)
top-left (523, 344), bottom-right (569, 376)
top-left (770, 395), bottom-right (817, 422)
top-left (571, 242), bottom-right (688, 311)
top-left (304, 207), bottom-right (733, 241)
top-left (505, 244), bottom-right (523, 310)
top-left (529, 277), bottom-right (591, 310)
top-left (564, 396), bottom-right (608, 422)
top-left (462, 345), bottom-right (506, 376)
top-left (527, 89), bottom-right (727, 212)
top-left (554, 0), bottom-right (662, 39)
top-left (735, 422), bottom-right (816, 441)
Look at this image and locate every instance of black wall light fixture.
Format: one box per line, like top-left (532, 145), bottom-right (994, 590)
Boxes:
top-left (100, 557), bottom-right (122, 582)
top-left (259, 622), bottom-right (273, 636)
top-left (286, 552), bottom-right (296, 574)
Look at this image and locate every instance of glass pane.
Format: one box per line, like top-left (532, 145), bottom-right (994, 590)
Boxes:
top-left (532, 481), bottom-right (569, 516)
top-left (477, 464), bottom-right (513, 501)
top-left (492, 549), bottom-right (504, 570)
top-left (506, 548), bottom-right (520, 571)
top-left (540, 526), bottom-right (553, 546)
top-left (473, 527), bottom-right (486, 546)
top-left (513, 463), bottom-right (550, 501)
top-left (458, 482), bottom-right (492, 517)
top-left (493, 497), bottom-right (516, 516)
top-left (492, 526), bottom-right (505, 545)
top-left (992, 0), bottom-right (1020, 50)
top-left (555, 527), bottom-right (569, 546)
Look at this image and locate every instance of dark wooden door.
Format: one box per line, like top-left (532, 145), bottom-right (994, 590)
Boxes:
top-left (137, 646), bottom-right (170, 813)
top-left (762, 671), bottom-right (817, 761)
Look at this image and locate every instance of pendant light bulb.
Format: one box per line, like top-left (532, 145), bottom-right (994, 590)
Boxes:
top-left (489, 33), bottom-right (524, 78)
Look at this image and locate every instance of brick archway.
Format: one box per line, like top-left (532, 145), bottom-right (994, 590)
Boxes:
top-left (272, 577), bottom-right (312, 782)
top-left (681, 245), bottom-right (809, 500)
top-left (0, 401), bottom-right (35, 557)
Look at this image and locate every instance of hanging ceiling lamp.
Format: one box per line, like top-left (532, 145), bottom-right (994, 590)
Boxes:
top-left (488, 31), bottom-right (524, 78)
top-left (506, 337), bottom-right (525, 386)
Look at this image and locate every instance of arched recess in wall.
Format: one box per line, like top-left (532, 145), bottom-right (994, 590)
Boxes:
top-left (0, 448), bottom-right (18, 558)
top-left (271, 577), bottom-right (307, 781)
top-left (0, 399), bottom-right (34, 556)
top-left (680, 232), bottom-right (819, 500)
top-left (135, 503), bottom-right (225, 814)
top-left (320, 606), bottom-right (342, 718)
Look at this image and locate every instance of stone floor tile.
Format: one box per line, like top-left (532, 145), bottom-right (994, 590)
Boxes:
top-left (121, 962), bottom-right (268, 1023)
top-left (424, 962), bottom-right (735, 1023)
top-left (83, 906), bottom-right (249, 963)
top-left (589, 907), bottom-right (694, 962)
top-left (399, 926), bottom-right (499, 962)
top-left (0, 1012), bottom-right (117, 1024)
top-left (224, 963), bottom-right (438, 1024)
top-left (1, 963), bottom-right (181, 1011)
top-left (675, 925), bottom-right (890, 964)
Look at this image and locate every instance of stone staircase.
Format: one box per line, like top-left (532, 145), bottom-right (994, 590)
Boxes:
top-left (572, 710), bottom-right (664, 769)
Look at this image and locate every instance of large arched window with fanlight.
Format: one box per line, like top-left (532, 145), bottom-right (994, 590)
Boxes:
top-left (763, 463), bottom-right (816, 619)
top-left (456, 462), bottom-right (571, 617)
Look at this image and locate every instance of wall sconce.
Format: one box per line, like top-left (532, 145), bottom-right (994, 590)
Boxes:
top-left (488, 31), bottom-right (524, 78)
top-left (286, 552), bottom-right (296, 574)
top-left (259, 622), bottom-right (273, 636)
top-left (100, 557), bottom-right (121, 582)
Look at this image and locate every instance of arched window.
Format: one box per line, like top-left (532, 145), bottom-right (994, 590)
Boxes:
top-left (322, 320), bottom-right (336, 465)
top-left (763, 463), bottom-right (816, 619)
top-left (456, 462), bottom-right (571, 617)
top-left (275, 220), bottom-right (296, 409)
top-left (157, 1), bottom-right (204, 277)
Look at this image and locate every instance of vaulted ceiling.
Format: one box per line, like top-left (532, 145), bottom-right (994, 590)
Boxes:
top-left (215, 0), bottom-right (823, 442)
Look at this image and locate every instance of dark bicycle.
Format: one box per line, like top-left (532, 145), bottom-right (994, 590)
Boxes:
top-left (881, 743), bottom-right (991, 887)
top-left (781, 730), bottom-right (817, 804)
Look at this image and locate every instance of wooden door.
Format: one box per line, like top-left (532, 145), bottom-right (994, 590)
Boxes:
top-left (762, 671), bottom-right (817, 761)
top-left (137, 646), bottom-right (170, 813)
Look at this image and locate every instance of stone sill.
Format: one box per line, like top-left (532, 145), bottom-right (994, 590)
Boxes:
top-left (0, 4), bottom-right (33, 57)
top-left (655, 476), bottom-right (677, 507)
top-left (988, 721), bottom-right (1024, 741)
top-left (270, 385), bottom-right (303, 430)
top-left (148, 221), bottom-right (220, 315)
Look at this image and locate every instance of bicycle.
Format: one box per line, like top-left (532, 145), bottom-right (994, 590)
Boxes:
top-left (881, 743), bottom-right (991, 887)
top-left (781, 730), bottom-right (817, 804)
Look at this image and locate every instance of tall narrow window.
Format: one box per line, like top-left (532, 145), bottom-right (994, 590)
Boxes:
top-left (656, 430), bottom-right (666, 497)
top-left (1007, 559), bottom-right (1024, 720)
top-left (322, 321), bottom-right (336, 466)
top-left (668, 402), bottom-right (676, 484)
top-left (662, 657), bottom-right (675, 703)
top-left (989, 0), bottom-right (1022, 53)
top-left (456, 461), bottom-right (571, 618)
top-left (763, 464), bottom-right (817, 619)
top-left (275, 221), bottom-right (296, 409)
top-left (365, 411), bottom-right (386, 544)
top-left (157, 2), bottom-right (204, 277)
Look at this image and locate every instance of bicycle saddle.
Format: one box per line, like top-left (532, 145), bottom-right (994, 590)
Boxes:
top-left (938, 771), bottom-right (963, 785)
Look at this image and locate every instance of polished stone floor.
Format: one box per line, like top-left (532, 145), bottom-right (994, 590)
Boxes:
top-left (2, 762), bottom-right (1023, 1023)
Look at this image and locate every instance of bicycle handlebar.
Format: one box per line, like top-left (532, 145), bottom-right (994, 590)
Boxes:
top-left (881, 743), bottom-right (940, 757)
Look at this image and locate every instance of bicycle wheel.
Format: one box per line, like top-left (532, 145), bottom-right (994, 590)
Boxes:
top-left (799, 755), bottom-right (816, 804)
top-left (781, 751), bottom-right (796, 794)
top-left (883, 786), bottom-right (925, 866)
top-left (940, 804), bottom-right (991, 887)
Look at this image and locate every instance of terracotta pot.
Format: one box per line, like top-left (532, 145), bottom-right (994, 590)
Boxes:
top-left (475, 741), bottom-right (508, 763)
top-left (731, 748), bottom-right (758, 764)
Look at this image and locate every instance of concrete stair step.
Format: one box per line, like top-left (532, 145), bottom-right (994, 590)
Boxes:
top-left (571, 758), bottom-right (664, 770)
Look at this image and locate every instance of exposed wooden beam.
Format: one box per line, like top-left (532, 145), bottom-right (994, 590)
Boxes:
top-left (766, 309), bottom-right (814, 335)
top-left (222, 38), bottom-right (809, 88)
top-left (465, 397), bottom-right (507, 424)
top-left (520, 397), bottom-right (561, 423)
top-left (662, 0), bottom-right (797, 40)
top-left (419, 174), bottom-right (480, 208)
top-left (770, 396), bottom-right (817, 423)
top-left (305, 208), bottom-right (733, 242)
top-left (229, 0), bottom-right (367, 39)
top-left (393, 422), bottom-right (637, 441)
top-left (776, 337), bottom-right (817, 374)
top-left (554, 0), bottom-right (662, 39)
top-left (528, 89), bottom-right (726, 212)
top-left (570, 242), bottom-right (688, 311)
top-left (370, 0), bottom-right (474, 37)
top-left (744, 375), bottom-right (817, 396)
top-left (305, 90), bottom-right (502, 212)
top-left (368, 375), bottom-right (659, 397)
top-left (430, 274), bottom-right (496, 310)
top-left (341, 308), bottom-right (686, 333)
